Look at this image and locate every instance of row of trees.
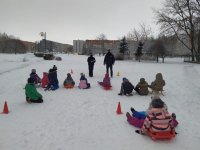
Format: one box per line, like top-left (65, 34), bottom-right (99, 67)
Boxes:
top-left (117, 0), bottom-right (200, 62)
top-left (0, 32), bottom-right (26, 53)
top-left (155, 0), bottom-right (200, 61)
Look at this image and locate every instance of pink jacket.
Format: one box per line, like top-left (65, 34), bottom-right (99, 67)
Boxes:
top-left (79, 80), bottom-right (87, 89)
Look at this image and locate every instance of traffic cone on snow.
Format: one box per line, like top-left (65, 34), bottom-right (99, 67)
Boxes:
top-left (2, 101), bottom-right (9, 114)
top-left (117, 71), bottom-right (120, 76)
top-left (71, 69), bottom-right (73, 74)
top-left (116, 102), bottom-right (123, 115)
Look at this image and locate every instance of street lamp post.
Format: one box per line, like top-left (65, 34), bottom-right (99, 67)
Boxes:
top-left (40, 32), bottom-right (47, 53)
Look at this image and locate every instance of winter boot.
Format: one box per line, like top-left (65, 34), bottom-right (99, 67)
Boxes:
top-left (130, 107), bottom-right (135, 113)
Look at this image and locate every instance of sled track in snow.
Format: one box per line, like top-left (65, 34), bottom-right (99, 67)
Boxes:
top-left (0, 60), bottom-right (43, 75)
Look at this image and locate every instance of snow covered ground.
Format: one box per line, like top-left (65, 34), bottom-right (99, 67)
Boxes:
top-left (0, 53), bottom-right (200, 150)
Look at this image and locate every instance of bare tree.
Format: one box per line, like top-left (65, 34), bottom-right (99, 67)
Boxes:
top-left (96, 33), bottom-right (107, 40)
top-left (154, 0), bottom-right (200, 61)
top-left (127, 23), bottom-right (153, 42)
top-left (96, 33), bottom-right (107, 55)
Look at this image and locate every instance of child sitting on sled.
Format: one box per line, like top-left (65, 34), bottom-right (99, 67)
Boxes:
top-left (30, 69), bottom-right (41, 86)
top-left (45, 68), bottom-right (59, 91)
top-left (118, 77), bottom-right (134, 96)
top-left (78, 73), bottom-right (90, 89)
top-left (126, 96), bottom-right (178, 136)
top-left (25, 77), bottom-right (43, 103)
top-left (98, 73), bottom-right (111, 88)
top-left (63, 73), bottom-right (75, 88)
top-left (134, 78), bottom-right (149, 95)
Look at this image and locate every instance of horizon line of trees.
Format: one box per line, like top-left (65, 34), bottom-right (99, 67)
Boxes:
top-left (0, 32), bottom-right (26, 54)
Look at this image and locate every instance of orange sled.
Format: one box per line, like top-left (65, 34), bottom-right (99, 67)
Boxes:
top-left (147, 130), bottom-right (176, 140)
top-left (64, 85), bottom-right (74, 89)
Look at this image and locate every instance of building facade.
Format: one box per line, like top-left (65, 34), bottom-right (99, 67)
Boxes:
top-left (37, 39), bottom-right (71, 53)
top-left (73, 40), bottom-right (85, 54)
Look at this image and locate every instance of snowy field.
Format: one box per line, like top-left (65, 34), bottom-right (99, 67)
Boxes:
top-left (0, 53), bottom-right (200, 150)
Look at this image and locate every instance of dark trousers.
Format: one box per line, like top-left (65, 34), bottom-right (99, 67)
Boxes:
top-left (88, 64), bottom-right (94, 77)
top-left (106, 65), bottom-right (113, 77)
top-left (26, 97), bottom-right (43, 103)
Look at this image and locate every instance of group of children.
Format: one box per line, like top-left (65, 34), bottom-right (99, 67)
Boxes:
top-left (24, 65), bottom-right (95, 103)
top-left (118, 73), bottom-right (165, 96)
top-left (25, 67), bottom-right (178, 139)
top-left (25, 68), bottom-right (165, 102)
top-left (25, 65), bottom-right (59, 103)
top-left (115, 73), bottom-right (178, 139)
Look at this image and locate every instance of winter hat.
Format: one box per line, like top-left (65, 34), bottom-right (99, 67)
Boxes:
top-left (31, 69), bottom-right (36, 73)
top-left (151, 98), bottom-right (164, 108)
top-left (28, 77), bottom-right (34, 84)
top-left (67, 73), bottom-right (71, 77)
top-left (140, 78), bottom-right (146, 83)
top-left (122, 77), bottom-right (129, 82)
top-left (156, 73), bottom-right (163, 80)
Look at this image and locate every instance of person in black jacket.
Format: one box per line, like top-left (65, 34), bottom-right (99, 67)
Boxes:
top-left (104, 49), bottom-right (115, 77)
top-left (87, 54), bottom-right (96, 77)
top-left (118, 77), bottom-right (134, 96)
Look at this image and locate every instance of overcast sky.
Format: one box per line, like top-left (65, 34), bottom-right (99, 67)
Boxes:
top-left (0, 0), bottom-right (164, 44)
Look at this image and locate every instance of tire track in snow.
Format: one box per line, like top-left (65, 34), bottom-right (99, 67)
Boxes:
top-left (0, 59), bottom-right (43, 75)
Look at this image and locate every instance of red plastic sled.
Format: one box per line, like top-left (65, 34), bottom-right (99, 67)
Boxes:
top-left (64, 85), bottom-right (74, 89)
top-left (103, 85), bottom-right (112, 90)
top-left (147, 130), bottom-right (176, 140)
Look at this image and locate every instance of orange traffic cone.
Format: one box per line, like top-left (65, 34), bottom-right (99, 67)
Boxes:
top-left (2, 101), bottom-right (9, 114)
top-left (116, 102), bottom-right (123, 114)
top-left (71, 69), bottom-right (73, 74)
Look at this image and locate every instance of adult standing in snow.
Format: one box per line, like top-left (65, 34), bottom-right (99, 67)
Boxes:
top-left (87, 53), bottom-right (96, 77)
top-left (104, 49), bottom-right (115, 77)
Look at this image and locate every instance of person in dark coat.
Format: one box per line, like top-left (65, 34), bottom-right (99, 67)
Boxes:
top-left (134, 78), bottom-right (149, 95)
top-left (45, 68), bottom-right (59, 91)
top-left (87, 54), bottom-right (96, 77)
top-left (104, 49), bottom-right (115, 77)
top-left (118, 77), bottom-right (134, 96)
top-left (30, 69), bottom-right (41, 85)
